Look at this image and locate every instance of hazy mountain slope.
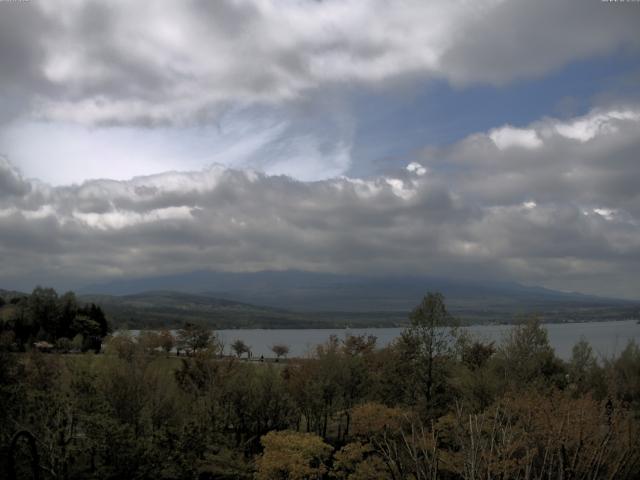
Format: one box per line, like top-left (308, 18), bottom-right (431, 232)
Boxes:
top-left (3, 276), bottom-right (637, 329)
top-left (78, 290), bottom-right (407, 329)
top-left (80, 270), bottom-right (629, 311)
top-left (77, 271), bottom-right (640, 327)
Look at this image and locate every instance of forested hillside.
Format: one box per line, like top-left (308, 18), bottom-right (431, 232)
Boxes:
top-left (81, 270), bottom-right (640, 323)
top-left (2, 293), bottom-right (640, 479)
top-left (78, 291), bottom-right (406, 329)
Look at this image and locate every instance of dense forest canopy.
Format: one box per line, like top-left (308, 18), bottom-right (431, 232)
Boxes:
top-left (1, 292), bottom-right (640, 479)
top-left (0, 287), bottom-right (110, 353)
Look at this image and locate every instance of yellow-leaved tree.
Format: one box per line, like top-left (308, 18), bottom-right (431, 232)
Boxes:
top-left (255, 430), bottom-right (333, 480)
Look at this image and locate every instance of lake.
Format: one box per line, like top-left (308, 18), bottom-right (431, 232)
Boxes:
top-left (214, 320), bottom-right (640, 360)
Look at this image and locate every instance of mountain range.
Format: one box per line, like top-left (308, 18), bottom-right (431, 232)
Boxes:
top-left (76, 270), bottom-right (639, 328)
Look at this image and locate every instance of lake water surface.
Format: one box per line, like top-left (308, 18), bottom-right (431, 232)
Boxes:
top-left (215, 320), bottom-right (640, 360)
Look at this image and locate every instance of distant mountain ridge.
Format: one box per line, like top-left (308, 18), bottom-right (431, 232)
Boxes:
top-left (3, 273), bottom-right (637, 329)
top-left (79, 270), bottom-right (637, 325)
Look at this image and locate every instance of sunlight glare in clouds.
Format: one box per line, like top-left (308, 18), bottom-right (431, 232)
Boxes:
top-left (0, 114), bottom-right (353, 184)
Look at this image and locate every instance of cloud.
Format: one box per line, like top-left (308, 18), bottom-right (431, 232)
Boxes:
top-left (0, 157), bottom-right (31, 198)
top-left (424, 106), bottom-right (640, 214)
top-left (489, 126), bottom-right (542, 150)
top-left (1, 0), bottom-right (639, 126)
top-left (0, 102), bottom-right (356, 184)
top-left (406, 162), bottom-right (428, 176)
top-left (553, 110), bottom-right (640, 142)
top-left (438, 0), bottom-right (640, 85)
top-left (0, 106), bottom-right (639, 298)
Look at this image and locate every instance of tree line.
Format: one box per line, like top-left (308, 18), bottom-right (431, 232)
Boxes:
top-left (1, 292), bottom-right (640, 479)
top-left (0, 287), bottom-right (109, 353)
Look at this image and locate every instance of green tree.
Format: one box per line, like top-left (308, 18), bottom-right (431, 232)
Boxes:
top-left (315, 336), bottom-right (346, 437)
top-left (71, 315), bottom-right (103, 352)
top-left (342, 334), bottom-right (376, 357)
top-left (1, 288), bottom-right (110, 351)
top-left (58, 291), bottom-right (79, 338)
top-left (498, 317), bottom-right (565, 390)
top-left (71, 333), bottom-right (84, 352)
top-left (402, 292), bottom-right (458, 414)
top-left (231, 338), bottom-right (251, 358)
top-left (177, 322), bottom-right (215, 355)
top-left (55, 336), bottom-right (71, 353)
top-left (27, 286), bottom-right (59, 340)
top-left (80, 302), bottom-right (109, 337)
top-left (271, 343), bottom-right (290, 360)
top-left (568, 337), bottom-right (605, 396)
top-left (460, 337), bottom-right (495, 370)
top-left (338, 335), bottom-right (376, 439)
top-left (607, 340), bottom-right (640, 409)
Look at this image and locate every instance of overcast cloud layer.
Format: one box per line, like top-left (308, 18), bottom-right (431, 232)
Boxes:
top-left (1, 0), bottom-right (639, 126)
top-left (1, 106), bottom-right (639, 298)
top-left (0, 0), bottom-right (639, 298)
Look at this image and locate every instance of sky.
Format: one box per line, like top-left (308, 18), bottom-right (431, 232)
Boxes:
top-left (1, 0), bottom-right (640, 299)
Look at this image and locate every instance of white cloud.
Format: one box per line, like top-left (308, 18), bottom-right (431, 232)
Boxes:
top-left (554, 109), bottom-right (640, 142)
top-left (593, 208), bottom-right (616, 221)
top-left (407, 162), bottom-right (428, 176)
top-left (437, 106), bottom-right (640, 211)
top-left (73, 206), bottom-right (194, 230)
top-left (489, 126), bottom-right (542, 150)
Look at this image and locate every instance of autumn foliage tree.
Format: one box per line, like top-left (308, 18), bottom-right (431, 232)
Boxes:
top-left (256, 430), bottom-right (333, 480)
